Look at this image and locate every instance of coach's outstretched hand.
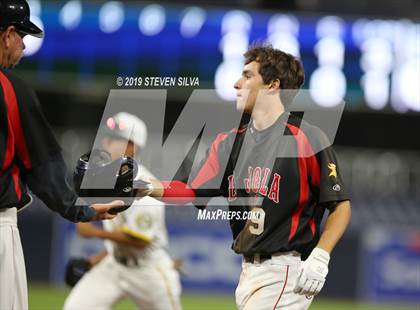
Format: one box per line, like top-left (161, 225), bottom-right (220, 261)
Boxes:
top-left (293, 247), bottom-right (330, 297)
top-left (87, 200), bottom-right (125, 221)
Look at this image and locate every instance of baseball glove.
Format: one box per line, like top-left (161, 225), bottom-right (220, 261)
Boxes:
top-left (65, 257), bottom-right (91, 287)
top-left (73, 149), bottom-right (139, 214)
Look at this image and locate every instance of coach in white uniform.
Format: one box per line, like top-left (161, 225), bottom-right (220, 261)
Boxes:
top-left (64, 113), bottom-right (182, 310)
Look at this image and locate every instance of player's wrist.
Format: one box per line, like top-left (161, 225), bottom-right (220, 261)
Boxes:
top-left (134, 176), bottom-right (155, 197)
top-left (311, 247), bottom-right (331, 264)
top-left (294, 247), bottom-right (331, 296)
top-left (150, 179), bottom-right (166, 198)
top-left (80, 205), bottom-right (97, 222)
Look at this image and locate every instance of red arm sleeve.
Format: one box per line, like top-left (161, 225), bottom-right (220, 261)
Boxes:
top-left (160, 131), bottom-right (235, 205)
top-left (161, 181), bottom-right (196, 204)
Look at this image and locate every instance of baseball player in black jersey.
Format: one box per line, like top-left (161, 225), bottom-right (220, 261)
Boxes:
top-left (137, 45), bottom-right (351, 309)
top-left (0, 1), bottom-right (124, 309)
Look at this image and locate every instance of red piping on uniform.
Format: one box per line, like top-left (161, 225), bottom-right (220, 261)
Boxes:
top-left (309, 218), bottom-right (315, 235)
top-left (161, 127), bottom-right (246, 204)
top-left (191, 132), bottom-right (227, 189)
top-left (272, 265), bottom-right (289, 310)
top-left (191, 127), bottom-right (245, 189)
top-left (1, 117), bottom-right (15, 173)
top-left (286, 123), bottom-right (320, 240)
top-left (0, 71), bottom-right (31, 170)
top-left (10, 165), bottom-right (21, 200)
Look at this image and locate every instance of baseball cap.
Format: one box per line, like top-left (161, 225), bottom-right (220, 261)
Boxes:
top-left (105, 112), bottom-right (148, 148)
top-left (0, 0), bottom-right (44, 38)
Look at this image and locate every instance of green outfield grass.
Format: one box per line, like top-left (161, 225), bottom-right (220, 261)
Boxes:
top-left (28, 284), bottom-right (416, 310)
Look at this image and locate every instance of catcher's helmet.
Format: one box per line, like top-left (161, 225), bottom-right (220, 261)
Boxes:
top-left (0, 0), bottom-right (44, 37)
top-left (73, 149), bottom-right (138, 214)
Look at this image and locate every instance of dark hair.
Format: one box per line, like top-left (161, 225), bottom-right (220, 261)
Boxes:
top-left (244, 44), bottom-right (305, 107)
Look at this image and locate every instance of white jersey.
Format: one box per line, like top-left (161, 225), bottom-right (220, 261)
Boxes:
top-left (103, 165), bottom-right (168, 261)
top-left (65, 179), bottom-right (182, 310)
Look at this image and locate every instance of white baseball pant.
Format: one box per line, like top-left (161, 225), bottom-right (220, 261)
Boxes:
top-left (63, 255), bottom-right (182, 310)
top-left (0, 208), bottom-right (28, 310)
top-left (235, 252), bottom-right (314, 310)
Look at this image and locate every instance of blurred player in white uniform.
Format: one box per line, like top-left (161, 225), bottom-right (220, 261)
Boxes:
top-left (64, 113), bottom-right (182, 310)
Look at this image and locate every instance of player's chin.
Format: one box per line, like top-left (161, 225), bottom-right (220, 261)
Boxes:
top-left (10, 60), bottom-right (20, 69)
top-left (235, 99), bottom-right (246, 111)
top-left (236, 101), bottom-right (254, 115)
top-left (13, 54), bottom-right (23, 67)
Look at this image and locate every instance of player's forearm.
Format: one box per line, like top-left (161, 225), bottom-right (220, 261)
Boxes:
top-left (316, 200), bottom-right (351, 254)
top-left (97, 230), bottom-right (149, 250)
top-left (26, 153), bottom-right (95, 222)
top-left (76, 222), bottom-right (101, 238)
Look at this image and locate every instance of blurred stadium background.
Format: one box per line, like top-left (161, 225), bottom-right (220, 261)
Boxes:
top-left (14, 0), bottom-right (419, 309)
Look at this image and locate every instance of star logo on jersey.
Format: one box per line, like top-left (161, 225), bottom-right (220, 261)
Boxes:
top-left (328, 163), bottom-right (337, 178)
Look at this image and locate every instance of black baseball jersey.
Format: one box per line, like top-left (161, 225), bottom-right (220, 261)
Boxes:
top-left (0, 69), bottom-right (94, 222)
top-left (189, 112), bottom-right (349, 258)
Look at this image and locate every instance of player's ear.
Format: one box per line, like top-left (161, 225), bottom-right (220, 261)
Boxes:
top-left (268, 79), bottom-right (280, 92)
top-left (0, 29), bottom-right (7, 47)
top-left (2, 26), bottom-right (15, 48)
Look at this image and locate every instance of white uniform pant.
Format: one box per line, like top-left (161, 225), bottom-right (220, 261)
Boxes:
top-left (0, 208), bottom-right (28, 310)
top-left (235, 252), bottom-right (314, 310)
top-left (64, 255), bottom-right (182, 310)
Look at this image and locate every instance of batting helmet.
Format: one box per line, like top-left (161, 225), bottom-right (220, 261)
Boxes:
top-left (104, 112), bottom-right (148, 148)
top-left (73, 149), bottom-right (138, 214)
top-left (0, 0), bottom-right (43, 37)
